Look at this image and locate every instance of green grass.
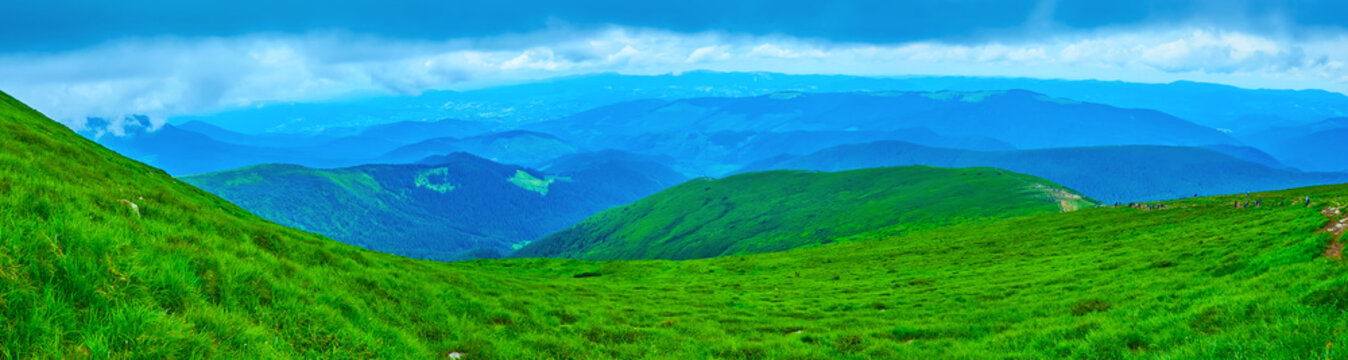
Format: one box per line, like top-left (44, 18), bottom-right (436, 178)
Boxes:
top-left (507, 170), bottom-right (567, 196)
top-left (414, 167), bottom-right (457, 193)
top-left (516, 167), bottom-right (1096, 260)
top-left (2, 90), bottom-right (1347, 359)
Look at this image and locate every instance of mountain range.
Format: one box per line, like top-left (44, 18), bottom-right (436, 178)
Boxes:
top-left (167, 72), bottom-right (1348, 135)
top-left (740, 141), bottom-right (1348, 203)
top-left (84, 119), bottom-right (569, 176)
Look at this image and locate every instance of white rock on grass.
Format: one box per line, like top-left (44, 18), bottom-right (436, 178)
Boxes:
top-left (119, 199), bottom-right (139, 217)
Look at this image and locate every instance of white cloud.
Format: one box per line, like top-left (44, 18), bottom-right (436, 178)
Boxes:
top-left (1, 26), bottom-right (1347, 129)
top-left (686, 45), bottom-right (731, 63)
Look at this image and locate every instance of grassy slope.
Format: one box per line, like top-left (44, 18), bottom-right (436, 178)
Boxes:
top-left (516, 167), bottom-right (1096, 260)
top-left (2, 91), bottom-right (1347, 359)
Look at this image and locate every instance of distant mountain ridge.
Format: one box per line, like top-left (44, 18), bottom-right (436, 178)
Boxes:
top-left (82, 119), bottom-right (557, 175)
top-left (524, 89), bottom-right (1242, 175)
top-left (166, 71), bottom-right (1348, 134)
top-left (533, 90), bottom-right (1239, 148)
top-left (1241, 117), bottom-right (1348, 173)
top-left (376, 130), bottom-right (577, 167)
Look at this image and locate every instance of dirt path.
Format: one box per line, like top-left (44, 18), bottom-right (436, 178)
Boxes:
top-left (1320, 207), bottom-right (1345, 259)
top-left (1031, 184), bottom-right (1087, 212)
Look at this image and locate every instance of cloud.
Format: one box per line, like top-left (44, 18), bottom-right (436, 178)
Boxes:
top-left (686, 45), bottom-right (731, 63)
top-left (7, 0), bottom-right (1348, 52)
top-left (1, 26), bottom-right (1347, 130)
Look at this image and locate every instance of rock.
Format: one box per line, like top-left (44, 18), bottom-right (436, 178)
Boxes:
top-left (119, 199), bottom-right (139, 217)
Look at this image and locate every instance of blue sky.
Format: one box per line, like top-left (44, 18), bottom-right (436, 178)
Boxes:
top-left (3, 0), bottom-right (1348, 127)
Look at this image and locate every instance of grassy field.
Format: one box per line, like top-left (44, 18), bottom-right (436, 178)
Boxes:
top-left (516, 167), bottom-right (1096, 260)
top-left (1, 90), bottom-right (1347, 359)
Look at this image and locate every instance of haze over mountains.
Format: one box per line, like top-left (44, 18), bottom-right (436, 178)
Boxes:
top-left (66, 72), bottom-right (1346, 262)
top-left (1241, 117), bottom-right (1348, 173)
top-left (163, 72), bottom-right (1348, 135)
top-left (525, 89), bottom-right (1243, 175)
top-left (81, 73), bottom-right (1344, 179)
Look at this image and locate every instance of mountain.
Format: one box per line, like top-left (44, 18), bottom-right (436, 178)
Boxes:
top-left (526, 90), bottom-right (1241, 174)
top-left (515, 166), bottom-right (1096, 260)
top-left (375, 130), bottom-right (578, 167)
top-left (1199, 144), bottom-right (1291, 170)
top-left (1242, 117), bottom-right (1348, 173)
top-left (89, 123), bottom-right (314, 176)
top-left (175, 120), bottom-right (340, 148)
top-left (168, 72), bottom-right (1348, 134)
top-left (568, 128), bottom-right (1014, 176)
top-left (533, 90), bottom-right (1240, 148)
top-left (741, 141), bottom-right (1348, 203)
top-left (5, 90), bottom-right (1348, 358)
top-left (301, 118), bottom-right (499, 159)
top-left (166, 71), bottom-right (918, 134)
top-left (534, 150), bottom-right (688, 202)
top-left (85, 119), bottom-right (511, 175)
top-left (182, 151), bottom-right (683, 260)
top-left (884, 77), bottom-right (1348, 132)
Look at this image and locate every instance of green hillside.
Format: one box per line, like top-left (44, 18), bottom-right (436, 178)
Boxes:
top-left (180, 152), bottom-right (683, 260)
top-left (516, 167), bottom-right (1097, 260)
top-left (2, 90), bottom-right (1348, 359)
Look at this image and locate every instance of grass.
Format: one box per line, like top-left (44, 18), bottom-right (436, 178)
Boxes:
top-left (516, 167), bottom-right (1096, 260)
top-left (507, 170), bottom-right (567, 196)
top-left (1, 90), bottom-right (1347, 359)
top-left (415, 167), bottom-right (457, 193)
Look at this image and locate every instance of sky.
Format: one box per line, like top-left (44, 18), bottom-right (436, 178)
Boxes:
top-left (3, 0), bottom-right (1348, 128)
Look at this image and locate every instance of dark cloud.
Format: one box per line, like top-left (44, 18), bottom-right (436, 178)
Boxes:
top-left (5, 0), bottom-right (1347, 52)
